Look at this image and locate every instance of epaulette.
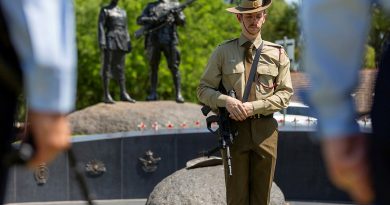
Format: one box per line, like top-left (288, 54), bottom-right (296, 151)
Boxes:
top-left (218, 38), bottom-right (239, 47)
top-left (263, 40), bottom-right (283, 49)
top-left (263, 40), bottom-right (288, 64)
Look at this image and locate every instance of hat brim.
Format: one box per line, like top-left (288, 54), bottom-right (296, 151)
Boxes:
top-left (226, 0), bottom-right (272, 14)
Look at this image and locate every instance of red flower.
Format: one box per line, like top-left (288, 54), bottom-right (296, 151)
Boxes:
top-left (166, 121), bottom-right (174, 129)
top-left (137, 122), bottom-right (147, 130)
top-left (180, 122), bottom-right (187, 128)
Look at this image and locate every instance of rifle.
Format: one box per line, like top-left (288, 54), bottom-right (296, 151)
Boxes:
top-left (134, 0), bottom-right (196, 39)
top-left (201, 88), bottom-right (237, 176)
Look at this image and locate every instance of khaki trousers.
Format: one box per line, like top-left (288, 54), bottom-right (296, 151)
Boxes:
top-left (222, 117), bottom-right (278, 205)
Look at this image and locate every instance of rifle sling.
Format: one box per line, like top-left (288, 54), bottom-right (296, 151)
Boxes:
top-left (242, 41), bottom-right (263, 103)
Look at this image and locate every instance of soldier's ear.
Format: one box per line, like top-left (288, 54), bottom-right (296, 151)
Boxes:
top-left (236, 14), bottom-right (242, 23)
top-left (262, 14), bottom-right (267, 23)
top-left (262, 11), bottom-right (267, 21)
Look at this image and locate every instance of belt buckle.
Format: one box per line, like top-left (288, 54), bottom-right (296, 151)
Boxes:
top-left (250, 114), bottom-right (260, 119)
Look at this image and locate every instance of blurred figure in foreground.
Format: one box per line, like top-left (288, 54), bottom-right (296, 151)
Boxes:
top-left (0, 0), bottom-right (77, 203)
top-left (301, 0), bottom-right (390, 204)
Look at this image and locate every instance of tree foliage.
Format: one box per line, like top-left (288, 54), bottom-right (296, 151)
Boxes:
top-left (74, 0), bottom-right (298, 109)
top-left (364, 45), bottom-right (376, 69)
top-left (369, 5), bottom-right (390, 67)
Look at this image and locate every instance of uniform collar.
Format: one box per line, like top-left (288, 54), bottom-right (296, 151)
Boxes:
top-left (239, 33), bottom-right (263, 49)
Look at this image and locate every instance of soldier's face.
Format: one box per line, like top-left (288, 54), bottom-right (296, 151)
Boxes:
top-left (237, 11), bottom-right (266, 36)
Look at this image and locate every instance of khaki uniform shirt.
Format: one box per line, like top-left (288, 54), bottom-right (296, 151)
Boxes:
top-left (197, 34), bottom-right (293, 115)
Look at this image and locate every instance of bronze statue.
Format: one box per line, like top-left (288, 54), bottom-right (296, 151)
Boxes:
top-left (136, 0), bottom-right (188, 103)
top-left (98, 0), bottom-right (135, 103)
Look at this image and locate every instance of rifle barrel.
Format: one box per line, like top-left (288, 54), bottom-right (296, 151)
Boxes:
top-left (226, 146), bottom-right (233, 176)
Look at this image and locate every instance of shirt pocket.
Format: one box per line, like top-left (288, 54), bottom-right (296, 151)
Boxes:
top-left (222, 62), bottom-right (244, 95)
top-left (255, 64), bottom-right (278, 96)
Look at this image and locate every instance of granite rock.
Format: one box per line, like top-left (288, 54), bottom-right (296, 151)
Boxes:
top-left (146, 163), bottom-right (286, 205)
top-left (69, 101), bottom-right (206, 134)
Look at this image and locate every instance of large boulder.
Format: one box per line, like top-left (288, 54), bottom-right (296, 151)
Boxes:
top-left (69, 101), bottom-right (207, 135)
top-left (146, 159), bottom-right (286, 205)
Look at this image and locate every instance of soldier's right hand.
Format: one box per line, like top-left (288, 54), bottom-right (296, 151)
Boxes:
top-left (226, 97), bottom-right (247, 121)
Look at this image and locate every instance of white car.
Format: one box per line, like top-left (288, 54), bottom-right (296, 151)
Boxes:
top-left (274, 102), bottom-right (371, 132)
top-left (274, 102), bottom-right (318, 128)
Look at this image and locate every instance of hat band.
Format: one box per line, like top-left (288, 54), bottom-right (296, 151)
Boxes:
top-left (240, 0), bottom-right (263, 9)
top-left (234, 7), bottom-right (260, 12)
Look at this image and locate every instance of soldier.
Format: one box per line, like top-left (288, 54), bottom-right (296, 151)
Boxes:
top-left (197, 0), bottom-right (293, 204)
top-left (98, 0), bottom-right (135, 104)
top-left (136, 0), bottom-right (185, 103)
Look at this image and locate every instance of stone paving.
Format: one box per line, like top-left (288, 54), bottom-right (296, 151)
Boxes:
top-left (6, 199), bottom-right (355, 205)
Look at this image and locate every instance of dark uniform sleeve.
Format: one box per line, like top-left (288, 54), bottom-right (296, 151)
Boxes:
top-left (98, 8), bottom-right (106, 49)
top-left (124, 12), bottom-right (132, 52)
top-left (136, 4), bottom-right (157, 25)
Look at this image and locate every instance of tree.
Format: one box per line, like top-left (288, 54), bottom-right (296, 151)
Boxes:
top-left (369, 5), bottom-right (390, 67)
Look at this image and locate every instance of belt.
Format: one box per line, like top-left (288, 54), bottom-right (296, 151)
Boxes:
top-left (249, 113), bottom-right (273, 119)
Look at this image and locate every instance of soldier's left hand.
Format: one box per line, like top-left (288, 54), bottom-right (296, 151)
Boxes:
top-left (226, 97), bottom-right (247, 121)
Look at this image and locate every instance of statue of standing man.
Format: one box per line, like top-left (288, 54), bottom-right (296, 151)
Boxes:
top-left (136, 0), bottom-right (186, 103)
top-left (98, 0), bottom-right (135, 104)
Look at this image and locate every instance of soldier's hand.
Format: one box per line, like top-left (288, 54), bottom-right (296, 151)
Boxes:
top-left (242, 102), bottom-right (254, 116)
top-left (166, 14), bottom-right (175, 24)
top-left (127, 42), bottom-right (132, 53)
top-left (226, 97), bottom-right (247, 121)
top-left (27, 111), bottom-right (71, 169)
